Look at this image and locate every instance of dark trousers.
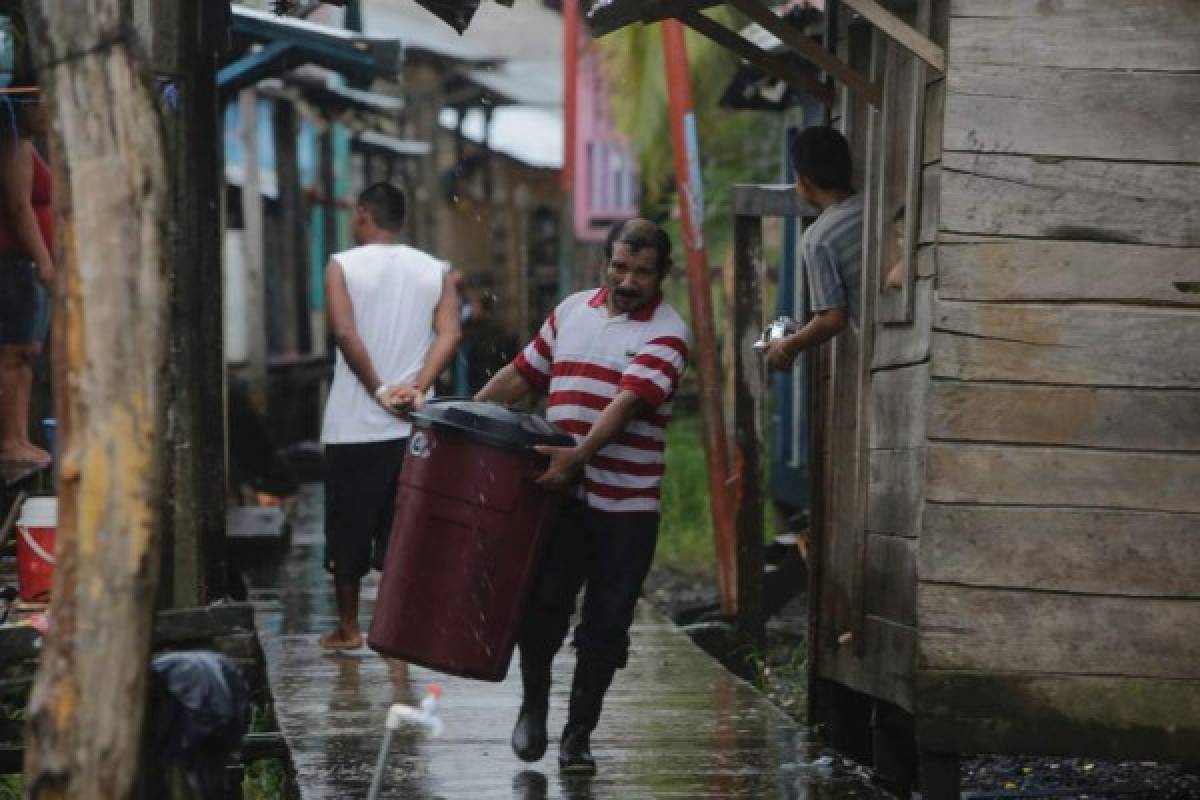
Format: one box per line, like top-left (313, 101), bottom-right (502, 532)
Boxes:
top-left (518, 498), bottom-right (659, 670)
top-left (323, 439), bottom-right (406, 582)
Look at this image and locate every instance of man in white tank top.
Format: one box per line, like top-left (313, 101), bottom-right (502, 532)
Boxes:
top-left (318, 182), bottom-right (461, 650)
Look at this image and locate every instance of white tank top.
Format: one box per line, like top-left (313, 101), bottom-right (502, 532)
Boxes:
top-left (320, 244), bottom-right (450, 444)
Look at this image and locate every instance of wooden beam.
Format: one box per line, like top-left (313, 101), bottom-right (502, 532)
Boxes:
top-left (727, 0), bottom-right (882, 107)
top-left (841, 0), bottom-right (945, 72)
top-left (804, 338), bottom-right (829, 723)
top-left (241, 89), bottom-right (269, 412)
top-left (732, 214), bottom-right (766, 650)
top-left (272, 99), bottom-right (305, 355)
top-left (846, 33), bottom-right (884, 654)
top-left (162, 0), bottom-right (230, 608)
top-left (239, 732), bottom-right (290, 762)
top-left (733, 184), bottom-right (817, 218)
top-left (662, 21), bottom-right (739, 615)
top-left (677, 8), bottom-right (836, 108)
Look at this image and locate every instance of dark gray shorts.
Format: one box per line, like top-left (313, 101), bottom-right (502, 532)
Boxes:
top-left (0, 254), bottom-right (48, 346)
top-left (323, 438), bottom-right (407, 582)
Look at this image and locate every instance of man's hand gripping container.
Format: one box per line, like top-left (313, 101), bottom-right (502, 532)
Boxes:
top-left (367, 399), bottom-right (573, 681)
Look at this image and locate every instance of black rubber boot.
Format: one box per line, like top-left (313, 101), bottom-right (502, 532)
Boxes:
top-left (558, 656), bottom-right (616, 773)
top-left (511, 651), bottom-right (553, 762)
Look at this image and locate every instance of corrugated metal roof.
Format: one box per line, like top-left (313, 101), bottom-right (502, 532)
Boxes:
top-left (463, 60), bottom-right (562, 107)
top-left (739, 0), bottom-right (826, 53)
top-left (235, 5), bottom-right (373, 42)
top-left (303, 80), bottom-right (407, 113)
top-left (357, 130), bottom-right (432, 156)
top-left (226, 5), bottom-right (403, 92)
top-left (440, 106), bottom-right (562, 169)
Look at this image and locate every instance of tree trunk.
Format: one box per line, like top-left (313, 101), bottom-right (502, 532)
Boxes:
top-left (21, 1), bottom-right (171, 796)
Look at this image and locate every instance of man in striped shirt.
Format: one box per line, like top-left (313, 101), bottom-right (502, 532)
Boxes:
top-left (767, 125), bottom-right (863, 370)
top-left (475, 218), bottom-right (689, 774)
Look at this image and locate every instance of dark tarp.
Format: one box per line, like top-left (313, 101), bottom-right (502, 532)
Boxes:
top-left (412, 0), bottom-right (482, 34)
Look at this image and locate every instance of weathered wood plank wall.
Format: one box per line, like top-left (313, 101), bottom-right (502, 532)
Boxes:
top-left (916, 0), bottom-right (1200, 762)
top-left (815, 0), bottom-right (951, 715)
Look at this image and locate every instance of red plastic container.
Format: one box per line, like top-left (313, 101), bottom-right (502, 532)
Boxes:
top-left (368, 400), bottom-right (573, 681)
top-left (16, 496), bottom-right (57, 603)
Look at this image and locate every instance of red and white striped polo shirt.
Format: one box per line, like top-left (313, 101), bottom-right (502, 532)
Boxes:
top-left (513, 288), bottom-right (690, 513)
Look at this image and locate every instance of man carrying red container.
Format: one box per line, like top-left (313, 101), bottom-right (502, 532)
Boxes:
top-left (475, 218), bottom-right (689, 773)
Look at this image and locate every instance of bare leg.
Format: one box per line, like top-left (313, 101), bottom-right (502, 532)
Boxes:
top-left (0, 345), bottom-right (29, 461)
top-left (320, 580), bottom-right (363, 650)
top-left (15, 345), bottom-right (48, 463)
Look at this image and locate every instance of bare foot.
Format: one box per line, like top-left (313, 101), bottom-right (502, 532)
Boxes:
top-left (0, 441), bottom-right (50, 465)
top-left (20, 443), bottom-right (51, 465)
top-left (319, 628), bottom-right (363, 651)
top-left (0, 442), bottom-right (33, 464)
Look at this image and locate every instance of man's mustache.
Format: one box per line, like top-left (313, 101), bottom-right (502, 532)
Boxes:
top-left (614, 288), bottom-right (639, 298)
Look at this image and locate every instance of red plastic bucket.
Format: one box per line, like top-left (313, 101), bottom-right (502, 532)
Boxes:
top-left (16, 496), bottom-right (56, 603)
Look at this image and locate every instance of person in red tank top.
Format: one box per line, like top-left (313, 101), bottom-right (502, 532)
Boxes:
top-left (0, 91), bottom-right (54, 465)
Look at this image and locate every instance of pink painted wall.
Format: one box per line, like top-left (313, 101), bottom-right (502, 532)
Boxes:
top-left (573, 34), bottom-right (639, 242)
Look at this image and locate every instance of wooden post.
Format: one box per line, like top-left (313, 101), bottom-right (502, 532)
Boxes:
top-left (805, 333), bottom-right (829, 722)
top-left (319, 123), bottom-right (338, 250)
top-left (732, 213), bottom-right (765, 649)
top-left (560, 0), bottom-right (581, 302)
top-left (240, 89), bottom-right (268, 412)
top-left (806, 0), bottom-right (837, 728)
top-left (311, 121), bottom-right (338, 355)
top-left (405, 64), bottom-right (442, 255)
top-left (562, 0), bottom-right (578, 194)
top-left (21, 0), bottom-right (172, 795)
top-left (661, 20), bottom-right (739, 616)
top-left (272, 98), bottom-right (305, 355)
top-left (160, 0), bottom-right (229, 608)
top-left (839, 0), bottom-right (945, 72)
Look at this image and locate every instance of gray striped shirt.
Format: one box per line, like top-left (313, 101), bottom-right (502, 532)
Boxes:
top-left (802, 193), bottom-right (863, 325)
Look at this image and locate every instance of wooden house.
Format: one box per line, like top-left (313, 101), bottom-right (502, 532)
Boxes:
top-left (593, 0), bottom-right (1200, 796)
top-left (912, 0), bottom-right (1198, 787)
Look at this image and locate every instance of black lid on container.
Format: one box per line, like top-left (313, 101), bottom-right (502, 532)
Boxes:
top-left (411, 399), bottom-right (574, 452)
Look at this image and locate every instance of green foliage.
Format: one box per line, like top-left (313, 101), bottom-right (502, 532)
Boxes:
top-left (760, 642), bottom-right (808, 718)
top-left (243, 699), bottom-right (288, 798)
top-left (595, 16), bottom-right (785, 259)
top-left (243, 758), bottom-right (288, 800)
top-left (0, 775), bottom-right (20, 800)
top-left (658, 414), bottom-right (714, 567)
top-left (248, 700), bottom-right (277, 734)
top-left (657, 408), bottom-right (780, 568)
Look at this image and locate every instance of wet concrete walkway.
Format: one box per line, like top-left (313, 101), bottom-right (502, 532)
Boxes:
top-left (245, 485), bottom-right (890, 799)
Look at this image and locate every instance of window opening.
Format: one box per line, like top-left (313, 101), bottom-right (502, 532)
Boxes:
top-left (865, 0), bottom-right (929, 325)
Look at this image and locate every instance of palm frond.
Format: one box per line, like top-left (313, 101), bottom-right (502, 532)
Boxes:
top-left (592, 11), bottom-right (784, 256)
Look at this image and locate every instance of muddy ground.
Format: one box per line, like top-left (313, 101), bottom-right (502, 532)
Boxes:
top-left (642, 564), bottom-right (1200, 800)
